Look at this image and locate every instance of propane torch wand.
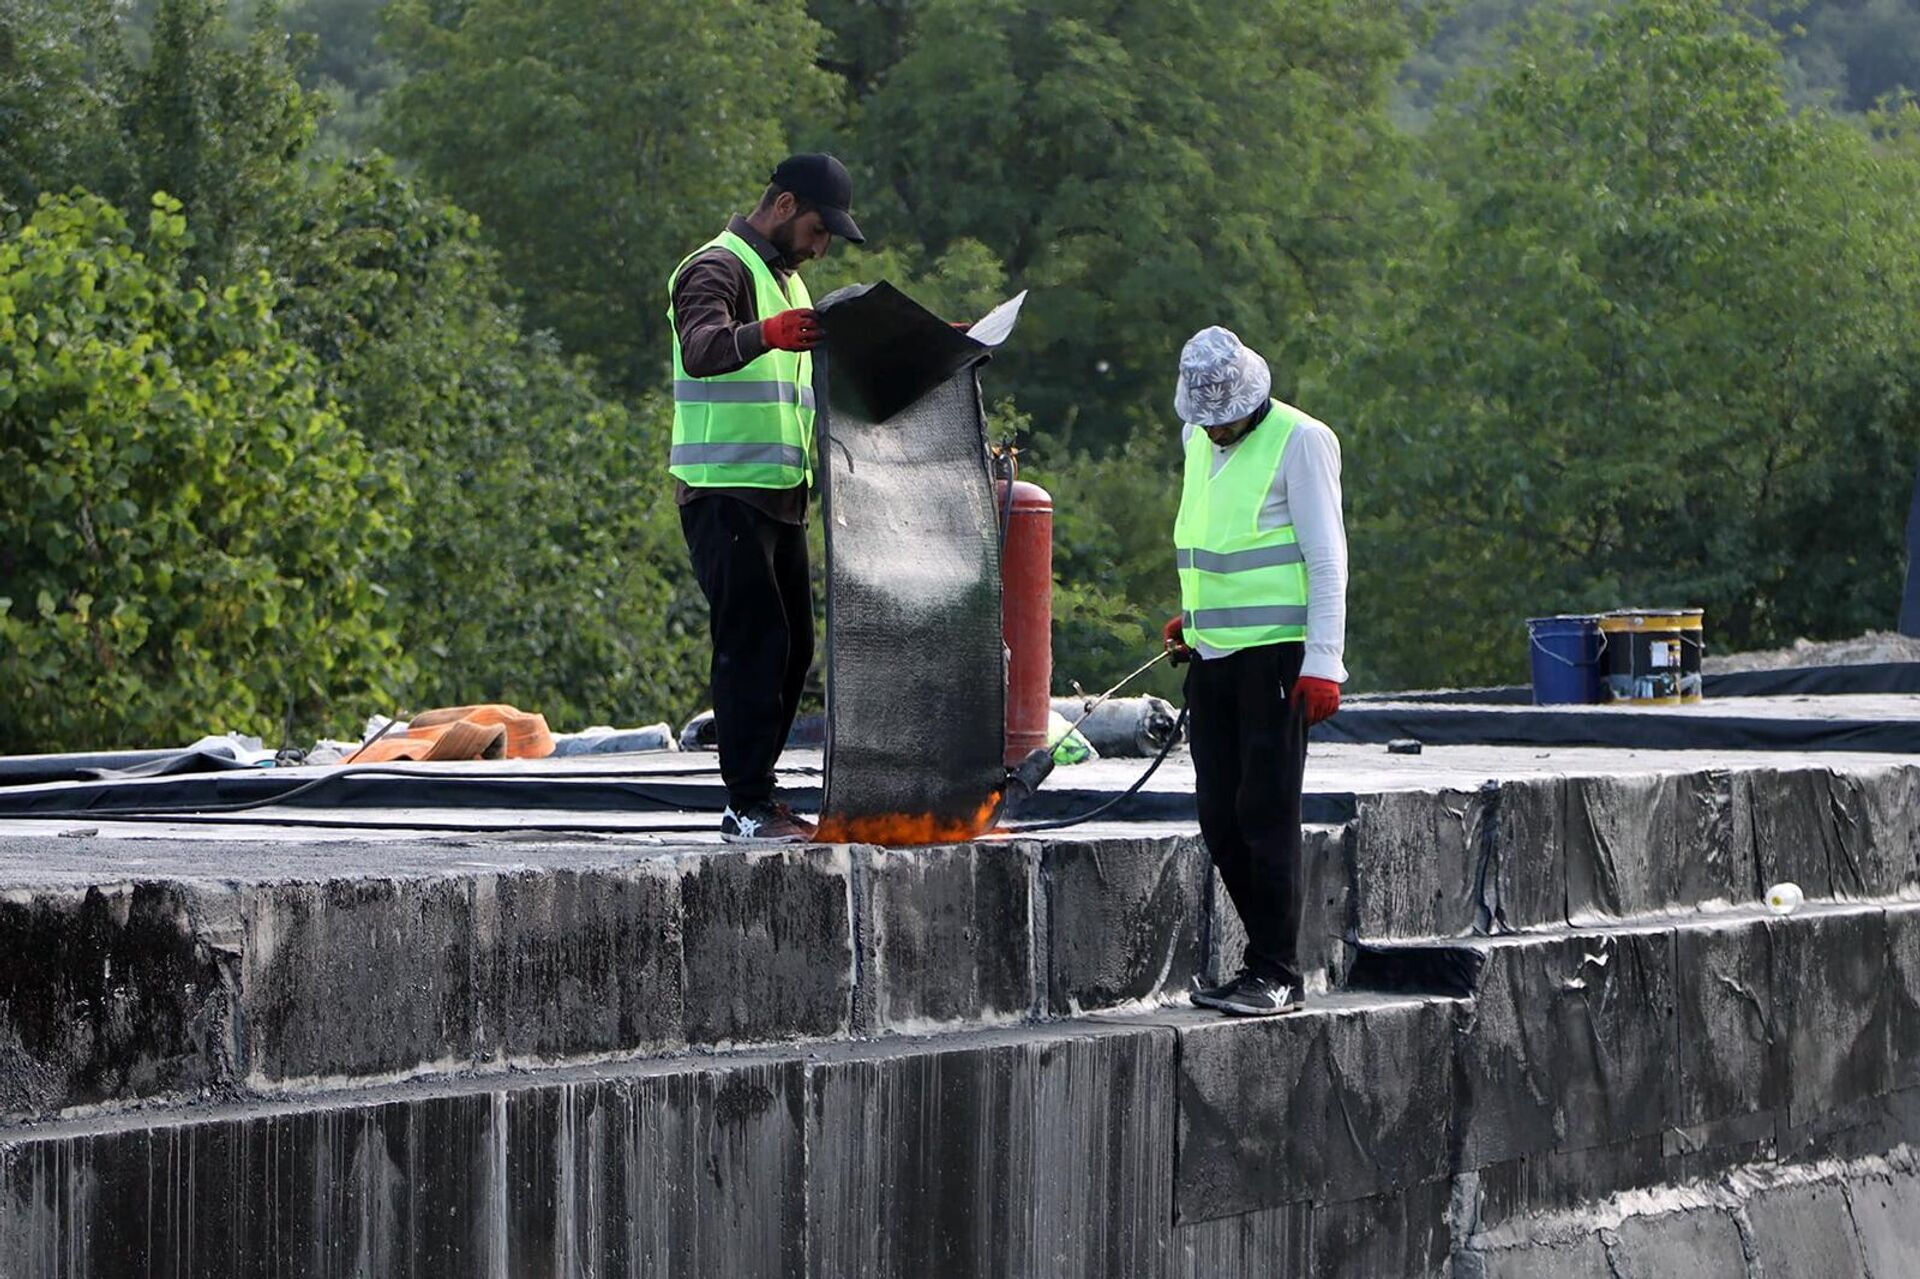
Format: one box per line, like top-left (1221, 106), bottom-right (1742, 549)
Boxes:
top-left (1004, 647), bottom-right (1172, 804)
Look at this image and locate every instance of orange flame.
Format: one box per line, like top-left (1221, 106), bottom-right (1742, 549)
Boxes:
top-left (814, 795), bottom-right (1001, 847)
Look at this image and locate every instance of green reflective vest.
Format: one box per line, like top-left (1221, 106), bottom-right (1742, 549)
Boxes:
top-left (1174, 401), bottom-right (1309, 651)
top-left (667, 230), bottom-right (815, 489)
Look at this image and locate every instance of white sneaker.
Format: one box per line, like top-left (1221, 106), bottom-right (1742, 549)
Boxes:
top-left (720, 802), bottom-right (814, 844)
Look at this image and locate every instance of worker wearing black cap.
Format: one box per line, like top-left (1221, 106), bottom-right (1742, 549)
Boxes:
top-left (669, 153), bottom-right (865, 843)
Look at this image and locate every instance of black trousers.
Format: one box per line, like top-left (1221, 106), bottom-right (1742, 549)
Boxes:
top-left (680, 495), bottom-right (813, 810)
top-left (1185, 641), bottom-right (1308, 988)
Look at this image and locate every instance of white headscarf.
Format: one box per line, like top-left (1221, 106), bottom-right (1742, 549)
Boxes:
top-left (1173, 326), bottom-right (1272, 427)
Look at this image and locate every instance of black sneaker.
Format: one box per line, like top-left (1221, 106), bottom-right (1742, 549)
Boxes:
top-left (1192, 972), bottom-right (1305, 1017)
top-left (720, 801), bottom-right (815, 844)
top-left (1191, 972), bottom-right (1242, 1007)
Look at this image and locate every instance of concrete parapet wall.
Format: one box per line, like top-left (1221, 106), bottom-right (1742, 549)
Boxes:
top-left (1352, 903), bottom-right (1920, 1175)
top-left (1458, 1149), bottom-right (1920, 1278)
top-left (0, 1020), bottom-right (1175, 1279)
top-left (0, 834), bottom-right (1220, 1121)
top-left (5, 1002), bottom-right (1919, 1278)
top-left (1347, 761), bottom-right (1920, 936)
top-left (2, 759), bottom-right (1918, 1123)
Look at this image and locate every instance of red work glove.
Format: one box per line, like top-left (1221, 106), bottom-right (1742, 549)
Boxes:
top-left (1163, 615), bottom-right (1191, 665)
top-left (1292, 676), bottom-right (1341, 726)
top-left (761, 308), bottom-right (823, 351)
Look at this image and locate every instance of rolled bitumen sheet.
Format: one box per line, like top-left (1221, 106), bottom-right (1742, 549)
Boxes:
top-left (0, 767), bottom-right (1305, 826)
top-left (0, 746), bottom-right (260, 786)
top-left (1353, 661), bottom-right (1920, 705)
top-left (1316, 698), bottom-right (1920, 752)
top-left (1705, 661), bottom-right (1920, 697)
top-left (812, 283), bottom-right (1008, 839)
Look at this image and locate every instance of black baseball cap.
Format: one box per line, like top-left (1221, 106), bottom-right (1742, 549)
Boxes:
top-left (770, 153), bottom-right (866, 244)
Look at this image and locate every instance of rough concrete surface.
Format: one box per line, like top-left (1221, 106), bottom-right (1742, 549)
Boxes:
top-left (1461, 1151), bottom-right (1920, 1279)
top-left (0, 881), bottom-right (237, 1118)
top-left (805, 1022), bottom-right (1174, 1278)
top-left (1743, 1180), bottom-right (1869, 1277)
top-left (1606, 1207), bottom-right (1749, 1279)
top-left (1311, 1180), bottom-right (1454, 1279)
top-left (1473, 1137), bottom-right (1670, 1233)
top-left (851, 840), bottom-right (1031, 1033)
top-left (1169, 1203), bottom-right (1312, 1279)
top-left (1, 1020), bottom-right (1175, 1279)
top-left (0, 1055), bottom-right (809, 1279)
top-left (1454, 927), bottom-right (1675, 1167)
top-left (678, 845), bottom-right (856, 1047)
top-left (1174, 995), bottom-right (1458, 1220)
top-left (1844, 1158), bottom-right (1920, 1278)
top-left (1039, 833), bottom-right (1208, 1014)
top-left (4, 751), bottom-right (1920, 1273)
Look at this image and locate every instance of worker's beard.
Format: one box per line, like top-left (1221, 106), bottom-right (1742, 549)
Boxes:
top-left (768, 214), bottom-right (811, 271)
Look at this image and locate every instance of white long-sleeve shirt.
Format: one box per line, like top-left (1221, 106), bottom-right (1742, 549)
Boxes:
top-left (1180, 411), bottom-right (1349, 682)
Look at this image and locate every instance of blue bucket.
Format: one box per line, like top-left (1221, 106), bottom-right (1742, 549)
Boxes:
top-left (1527, 615), bottom-right (1603, 705)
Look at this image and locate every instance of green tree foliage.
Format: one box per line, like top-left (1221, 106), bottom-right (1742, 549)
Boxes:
top-left (1, 0), bottom-right (707, 748)
top-left (272, 156), bottom-right (708, 727)
top-left (1314, 0), bottom-right (1920, 689)
top-left (10, 0), bottom-right (1920, 755)
top-left (379, 0), bottom-right (838, 393)
top-left (2, 0), bottom-right (315, 273)
top-left (1404, 1), bottom-right (1920, 121)
top-left (0, 0), bottom-right (132, 216)
top-left (822, 0), bottom-right (1423, 450)
top-left (282, 0), bottom-right (403, 154)
top-left (1769, 0), bottom-right (1920, 112)
top-left (131, 0), bottom-right (317, 275)
top-left (0, 192), bottom-right (410, 750)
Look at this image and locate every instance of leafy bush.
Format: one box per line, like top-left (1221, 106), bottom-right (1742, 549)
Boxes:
top-left (0, 192), bottom-right (410, 750)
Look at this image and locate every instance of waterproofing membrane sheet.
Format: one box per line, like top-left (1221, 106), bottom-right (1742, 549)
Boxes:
top-left (1315, 701), bottom-right (1920, 752)
top-left (0, 769), bottom-right (1275, 826)
top-left (1355, 661), bottom-right (1920, 705)
top-left (812, 283), bottom-right (1010, 839)
top-left (0, 747), bottom-right (259, 786)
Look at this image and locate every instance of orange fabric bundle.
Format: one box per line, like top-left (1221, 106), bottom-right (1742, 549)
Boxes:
top-left (350, 704), bottom-right (555, 764)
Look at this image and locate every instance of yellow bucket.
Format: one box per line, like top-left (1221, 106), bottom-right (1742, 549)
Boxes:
top-left (1599, 610), bottom-right (1690, 705)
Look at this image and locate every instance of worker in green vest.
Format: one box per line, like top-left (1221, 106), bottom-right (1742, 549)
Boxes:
top-left (669, 154), bottom-right (864, 843)
top-left (1164, 326), bottom-right (1348, 1015)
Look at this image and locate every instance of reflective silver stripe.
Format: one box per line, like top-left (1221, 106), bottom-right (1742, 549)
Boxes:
top-left (670, 442), bottom-right (806, 470)
top-left (674, 379), bottom-right (815, 410)
top-left (1175, 544), bottom-right (1305, 574)
top-left (1188, 605), bottom-right (1308, 630)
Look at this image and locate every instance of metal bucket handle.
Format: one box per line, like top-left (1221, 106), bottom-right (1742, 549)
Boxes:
top-left (1529, 626), bottom-right (1608, 669)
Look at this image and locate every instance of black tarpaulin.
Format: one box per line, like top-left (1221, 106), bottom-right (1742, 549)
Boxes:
top-left (811, 283), bottom-right (1013, 843)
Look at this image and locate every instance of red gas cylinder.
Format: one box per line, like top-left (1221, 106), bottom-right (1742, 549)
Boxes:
top-left (999, 479), bottom-right (1054, 767)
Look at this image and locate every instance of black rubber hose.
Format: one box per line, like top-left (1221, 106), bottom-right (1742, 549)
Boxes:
top-left (994, 449), bottom-right (1016, 551)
